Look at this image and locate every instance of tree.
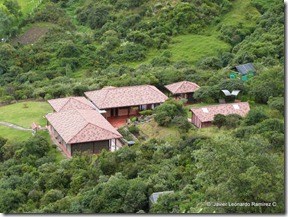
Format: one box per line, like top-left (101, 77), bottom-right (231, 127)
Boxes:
top-left (77, 4), bottom-right (113, 29)
top-left (267, 97), bottom-right (284, 116)
top-left (213, 114), bottom-right (226, 128)
top-left (193, 135), bottom-right (284, 213)
top-left (171, 116), bottom-right (192, 133)
top-left (0, 136), bottom-right (7, 161)
top-left (0, 6), bottom-right (14, 38)
top-left (154, 99), bottom-right (187, 126)
top-left (193, 86), bottom-right (220, 103)
top-left (18, 135), bottom-right (50, 159)
top-left (122, 178), bottom-right (147, 212)
top-left (40, 189), bottom-right (64, 207)
top-left (72, 84), bottom-right (89, 96)
top-left (243, 109), bottom-right (268, 126)
top-left (57, 41), bottom-right (82, 58)
top-left (0, 189), bottom-right (26, 213)
top-left (0, 136), bottom-right (7, 148)
top-left (224, 114), bottom-right (243, 129)
top-left (3, 0), bottom-right (22, 18)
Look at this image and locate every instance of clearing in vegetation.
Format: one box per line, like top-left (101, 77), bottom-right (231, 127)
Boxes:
top-left (0, 101), bottom-right (52, 128)
top-left (220, 0), bottom-right (260, 28)
top-left (167, 0), bottom-right (259, 64)
top-left (169, 34), bottom-right (231, 64)
top-left (11, 26), bottom-right (49, 45)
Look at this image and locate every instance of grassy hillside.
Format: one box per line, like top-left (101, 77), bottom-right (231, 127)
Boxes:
top-left (219, 0), bottom-right (260, 28)
top-left (169, 35), bottom-right (231, 64)
top-left (0, 0), bottom-right (40, 15)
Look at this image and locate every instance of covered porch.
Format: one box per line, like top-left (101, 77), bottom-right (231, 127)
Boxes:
top-left (107, 114), bottom-right (141, 128)
top-left (104, 104), bottom-right (158, 118)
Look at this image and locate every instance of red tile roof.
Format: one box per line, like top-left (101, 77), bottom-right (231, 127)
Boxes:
top-left (48, 97), bottom-right (95, 112)
top-left (190, 102), bottom-right (250, 122)
top-left (46, 109), bottom-right (122, 144)
top-left (84, 85), bottom-right (168, 109)
top-left (165, 81), bottom-right (200, 94)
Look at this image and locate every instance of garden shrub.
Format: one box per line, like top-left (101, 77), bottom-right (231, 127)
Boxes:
top-left (128, 126), bottom-right (140, 135)
top-left (139, 110), bottom-right (153, 116)
top-left (243, 109), bottom-right (268, 126)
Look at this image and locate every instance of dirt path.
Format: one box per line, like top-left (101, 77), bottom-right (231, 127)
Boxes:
top-left (0, 121), bottom-right (33, 132)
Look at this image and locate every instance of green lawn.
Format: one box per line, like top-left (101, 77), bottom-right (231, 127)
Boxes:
top-left (169, 34), bottom-right (231, 64)
top-left (0, 101), bottom-right (52, 128)
top-left (0, 125), bottom-right (32, 143)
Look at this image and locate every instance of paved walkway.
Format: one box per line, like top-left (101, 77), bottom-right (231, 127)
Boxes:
top-left (0, 121), bottom-right (33, 132)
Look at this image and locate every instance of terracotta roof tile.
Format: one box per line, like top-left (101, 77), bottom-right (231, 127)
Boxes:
top-left (48, 97), bottom-right (95, 112)
top-left (85, 85), bottom-right (168, 109)
top-left (190, 102), bottom-right (250, 122)
top-left (45, 109), bottom-right (122, 144)
top-left (165, 81), bottom-right (200, 94)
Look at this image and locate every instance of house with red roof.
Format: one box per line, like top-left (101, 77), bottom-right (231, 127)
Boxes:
top-left (190, 102), bottom-right (250, 128)
top-left (46, 109), bottom-right (123, 157)
top-left (165, 81), bottom-right (200, 103)
top-left (48, 97), bottom-right (96, 112)
top-left (84, 85), bottom-right (168, 117)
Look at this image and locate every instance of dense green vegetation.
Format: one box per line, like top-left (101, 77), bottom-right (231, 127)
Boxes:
top-left (0, 0), bottom-right (284, 214)
top-left (0, 107), bottom-right (284, 213)
top-left (0, 0), bottom-right (283, 103)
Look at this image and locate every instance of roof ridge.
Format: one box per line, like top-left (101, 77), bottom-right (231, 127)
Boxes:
top-left (190, 102), bottom-right (249, 110)
top-left (100, 88), bottom-right (111, 109)
top-left (68, 122), bottom-right (90, 143)
top-left (68, 109), bottom-right (92, 143)
top-left (147, 85), bottom-right (167, 96)
top-left (60, 97), bottom-right (73, 111)
top-left (71, 96), bottom-right (90, 106)
top-left (108, 84), bottom-right (151, 90)
top-left (89, 122), bottom-right (121, 137)
top-left (69, 122), bottom-right (120, 143)
top-left (174, 81), bottom-right (186, 93)
top-left (76, 109), bottom-right (92, 123)
top-left (76, 109), bottom-right (120, 136)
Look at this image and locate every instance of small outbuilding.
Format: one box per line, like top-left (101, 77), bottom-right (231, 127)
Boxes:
top-left (149, 191), bottom-right (174, 208)
top-left (235, 63), bottom-right (256, 75)
top-left (190, 102), bottom-right (250, 128)
top-left (165, 81), bottom-right (200, 103)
